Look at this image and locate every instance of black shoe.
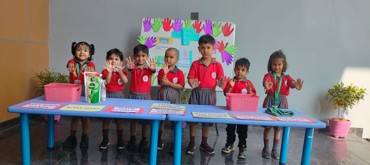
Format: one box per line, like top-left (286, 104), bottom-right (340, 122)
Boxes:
top-left (157, 140), bottom-right (164, 151)
top-left (200, 142), bottom-right (215, 154)
top-left (63, 136), bottom-right (77, 149)
top-left (271, 149), bottom-right (280, 160)
top-left (99, 139), bottom-right (109, 150)
top-left (169, 145), bottom-right (174, 154)
top-left (138, 139), bottom-right (149, 153)
top-left (262, 147), bottom-right (270, 159)
top-left (80, 135), bottom-right (89, 149)
top-left (237, 146), bottom-right (246, 159)
top-left (117, 139), bottom-right (125, 150)
top-left (126, 138), bottom-right (136, 152)
top-left (222, 143), bottom-right (234, 154)
top-left (186, 142), bottom-right (196, 155)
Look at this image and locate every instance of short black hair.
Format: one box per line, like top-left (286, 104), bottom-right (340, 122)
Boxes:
top-left (165, 47), bottom-right (179, 58)
top-left (267, 50), bottom-right (288, 73)
top-left (133, 44), bottom-right (149, 55)
top-left (71, 41), bottom-right (95, 61)
top-left (235, 58), bottom-right (250, 70)
top-left (198, 34), bottom-right (215, 45)
top-left (106, 48), bottom-right (124, 61)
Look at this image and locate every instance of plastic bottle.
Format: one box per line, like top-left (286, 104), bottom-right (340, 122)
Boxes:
top-left (101, 80), bottom-right (106, 101)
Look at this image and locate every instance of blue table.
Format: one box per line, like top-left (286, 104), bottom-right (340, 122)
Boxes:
top-left (8, 96), bottom-right (167, 165)
top-left (167, 105), bottom-right (326, 165)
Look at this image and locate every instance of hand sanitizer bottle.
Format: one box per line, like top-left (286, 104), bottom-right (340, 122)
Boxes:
top-left (101, 80), bottom-right (106, 101)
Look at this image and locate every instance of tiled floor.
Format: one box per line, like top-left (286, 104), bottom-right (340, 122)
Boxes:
top-left (1, 117), bottom-right (370, 165)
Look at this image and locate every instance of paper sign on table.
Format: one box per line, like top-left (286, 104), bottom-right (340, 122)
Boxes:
top-left (233, 114), bottom-right (276, 121)
top-left (149, 108), bottom-right (186, 115)
top-left (151, 103), bottom-right (185, 111)
top-left (105, 106), bottom-right (144, 114)
top-left (60, 104), bottom-right (105, 112)
top-left (192, 112), bottom-right (232, 119)
top-left (276, 116), bottom-right (316, 123)
top-left (19, 102), bottom-right (64, 110)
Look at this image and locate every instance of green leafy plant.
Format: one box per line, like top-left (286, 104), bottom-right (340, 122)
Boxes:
top-left (327, 82), bottom-right (366, 120)
top-left (181, 89), bottom-right (192, 104)
top-left (35, 69), bottom-right (69, 96)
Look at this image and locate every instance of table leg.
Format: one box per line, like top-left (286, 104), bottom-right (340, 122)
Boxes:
top-left (174, 121), bottom-right (182, 165)
top-left (20, 113), bottom-right (31, 165)
top-left (280, 127), bottom-right (290, 165)
top-left (47, 115), bottom-right (55, 148)
top-left (149, 120), bottom-right (160, 165)
top-left (301, 128), bottom-right (314, 165)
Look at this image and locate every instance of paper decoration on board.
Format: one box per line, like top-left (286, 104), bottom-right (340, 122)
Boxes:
top-left (222, 23), bottom-right (234, 37)
top-left (276, 116), bottom-right (316, 123)
top-left (60, 104), bottom-right (105, 112)
top-left (215, 41), bottom-right (238, 65)
top-left (139, 17), bottom-right (237, 89)
top-left (19, 102), bottom-right (64, 110)
top-left (143, 17), bottom-right (152, 32)
top-left (192, 112), bottom-right (232, 119)
top-left (138, 36), bottom-right (157, 48)
top-left (105, 106), bottom-right (144, 114)
top-left (149, 103), bottom-right (186, 115)
top-left (233, 114), bottom-right (276, 121)
top-left (151, 17), bottom-right (162, 33)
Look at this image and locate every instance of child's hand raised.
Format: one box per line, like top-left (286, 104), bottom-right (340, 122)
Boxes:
top-left (217, 76), bottom-right (228, 89)
top-left (104, 60), bottom-right (113, 73)
top-left (189, 78), bottom-right (200, 88)
top-left (162, 62), bottom-right (170, 75)
top-left (84, 66), bottom-right (94, 72)
top-left (229, 79), bottom-right (235, 87)
top-left (67, 63), bottom-right (77, 77)
top-left (125, 57), bottom-right (135, 70)
top-left (146, 58), bottom-right (156, 71)
top-left (294, 78), bottom-right (304, 90)
top-left (246, 83), bottom-right (254, 95)
top-left (114, 62), bottom-right (125, 73)
top-left (264, 77), bottom-right (273, 90)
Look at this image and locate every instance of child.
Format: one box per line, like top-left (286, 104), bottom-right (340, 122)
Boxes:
top-left (222, 58), bottom-right (256, 159)
top-left (99, 48), bottom-right (128, 150)
top-left (186, 34), bottom-right (225, 155)
top-left (157, 48), bottom-right (185, 151)
top-left (125, 44), bottom-right (156, 152)
top-left (63, 41), bottom-right (95, 149)
top-left (261, 50), bottom-right (303, 160)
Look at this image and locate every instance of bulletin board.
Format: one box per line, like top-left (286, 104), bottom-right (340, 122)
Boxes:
top-left (138, 17), bottom-right (237, 90)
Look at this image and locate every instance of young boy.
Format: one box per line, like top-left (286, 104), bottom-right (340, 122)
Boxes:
top-left (186, 34), bottom-right (225, 155)
top-left (222, 58), bottom-right (256, 159)
top-left (125, 44), bottom-right (156, 152)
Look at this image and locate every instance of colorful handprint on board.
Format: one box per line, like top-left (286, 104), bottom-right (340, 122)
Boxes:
top-left (216, 40), bottom-right (238, 65)
top-left (222, 22), bottom-right (234, 37)
top-left (143, 17), bottom-right (152, 32)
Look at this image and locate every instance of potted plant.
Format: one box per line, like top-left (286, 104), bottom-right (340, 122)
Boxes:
top-left (34, 69), bottom-right (69, 122)
top-left (326, 82), bottom-right (366, 138)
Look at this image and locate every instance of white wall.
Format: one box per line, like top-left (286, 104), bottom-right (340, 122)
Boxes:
top-left (49, 0), bottom-right (370, 137)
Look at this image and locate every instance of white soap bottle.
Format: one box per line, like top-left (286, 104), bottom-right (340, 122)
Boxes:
top-left (101, 79), bottom-right (106, 101)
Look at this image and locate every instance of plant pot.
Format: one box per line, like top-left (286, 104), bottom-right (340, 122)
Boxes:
top-left (329, 118), bottom-right (351, 138)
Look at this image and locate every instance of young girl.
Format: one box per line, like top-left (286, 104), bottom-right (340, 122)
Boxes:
top-left (99, 48), bottom-right (128, 150)
top-left (125, 44), bottom-right (156, 152)
top-left (157, 48), bottom-right (185, 151)
top-left (63, 41), bottom-right (95, 149)
top-left (262, 50), bottom-right (303, 160)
